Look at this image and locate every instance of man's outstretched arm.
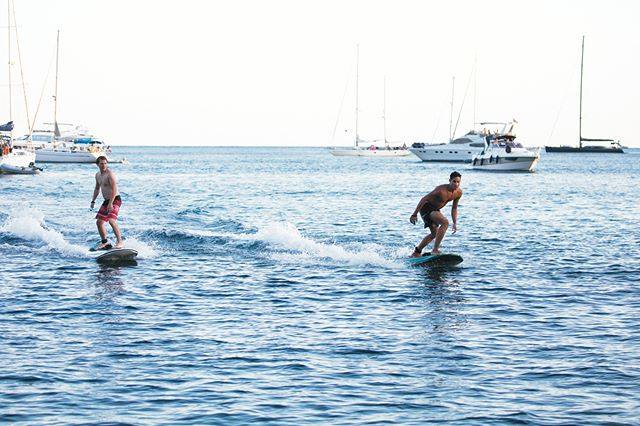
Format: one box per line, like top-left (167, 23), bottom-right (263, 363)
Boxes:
top-left (451, 196), bottom-right (460, 233)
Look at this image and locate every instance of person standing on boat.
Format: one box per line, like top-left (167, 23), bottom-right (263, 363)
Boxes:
top-left (91, 156), bottom-right (124, 249)
top-left (409, 171), bottom-right (462, 256)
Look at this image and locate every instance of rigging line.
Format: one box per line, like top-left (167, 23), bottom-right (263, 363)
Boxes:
top-left (547, 55), bottom-right (581, 145)
top-left (330, 52), bottom-right (355, 145)
top-left (11, 0), bottom-right (31, 129)
top-left (29, 49), bottom-right (56, 137)
top-left (452, 61), bottom-right (476, 138)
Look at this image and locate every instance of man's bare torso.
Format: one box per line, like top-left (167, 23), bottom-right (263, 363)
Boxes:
top-left (425, 184), bottom-right (462, 210)
top-left (96, 169), bottom-right (118, 200)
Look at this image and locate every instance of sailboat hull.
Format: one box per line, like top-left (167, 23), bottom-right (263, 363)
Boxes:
top-left (544, 146), bottom-right (624, 153)
top-left (330, 148), bottom-right (410, 157)
top-left (35, 149), bottom-right (101, 163)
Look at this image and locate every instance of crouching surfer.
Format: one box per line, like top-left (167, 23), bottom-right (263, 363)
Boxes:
top-left (409, 171), bottom-right (462, 257)
top-left (91, 155), bottom-right (124, 250)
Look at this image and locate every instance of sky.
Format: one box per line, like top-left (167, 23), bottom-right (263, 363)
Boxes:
top-left (1, 0), bottom-right (639, 147)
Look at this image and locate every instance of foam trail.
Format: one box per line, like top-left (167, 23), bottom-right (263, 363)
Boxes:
top-left (253, 222), bottom-right (399, 267)
top-left (1, 209), bottom-right (88, 256)
top-left (122, 237), bottom-right (159, 259)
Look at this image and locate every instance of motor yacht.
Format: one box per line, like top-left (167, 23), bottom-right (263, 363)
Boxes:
top-left (409, 131), bottom-right (486, 162)
top-left (471, 135), bottom-right (540, 172)
top-left (409, 121), bottom-right (521, 162)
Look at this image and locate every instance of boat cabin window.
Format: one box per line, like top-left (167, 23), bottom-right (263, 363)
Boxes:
top-left (32, 134), bottom-right (53, 142)
top-left (451, 138), bottom-right (472, 144)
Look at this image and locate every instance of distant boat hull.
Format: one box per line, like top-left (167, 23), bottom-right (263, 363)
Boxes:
top-left (331, 148), bottom-right (410, 157)
top-left (544, 146), bottom-right (624, 153)
top-left (409, 147), bottom-right (479, 162)
top-left (472, 156), bottom-right (540, 171)
top-left (472, 146), bottom-right (540, 172)
top-left (35, 148), bottom-right (101, 163)
top-left (408, 131), bottom-right (487, 162)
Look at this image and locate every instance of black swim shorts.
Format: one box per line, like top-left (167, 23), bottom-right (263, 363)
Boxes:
top-left (419, 204), bottom-right (440, 228)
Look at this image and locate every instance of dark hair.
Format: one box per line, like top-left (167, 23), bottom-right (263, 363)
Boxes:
top-left (96, 155), bottom-right (108, 164)
top-left (449, 171), bottom-right (461, 180)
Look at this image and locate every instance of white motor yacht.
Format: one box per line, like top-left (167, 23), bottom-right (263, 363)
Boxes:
top-left (409, 131), bottom-right (486, 162)
top-left (471, 136), bottom-right (540, 172)
top-left (409, 121), bottom-right (522, 162)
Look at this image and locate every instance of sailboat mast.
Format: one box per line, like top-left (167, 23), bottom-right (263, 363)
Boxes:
top-left (383, 76), bottom-right (387, 145)
top-left (54, 30), bottom-right (59, 133)
top-left (473, 56), bottom-right (477, 132)
top-left (579, 35), bottom-right (585, 149)
top-left (7, 0), bottom-right (12, 140)
top-left (449, 76), bottom-right (455, 142)
top-left (355, 45), bottom-right (359, 148)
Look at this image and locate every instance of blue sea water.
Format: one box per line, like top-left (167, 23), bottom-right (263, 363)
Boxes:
top-left (1, 147), bottom-right (639, 424)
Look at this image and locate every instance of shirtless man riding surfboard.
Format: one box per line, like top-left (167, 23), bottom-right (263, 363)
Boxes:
top-left (90, 156), bottom-right (124, 250)
top-left (410, 171), bottom-right (462, 257)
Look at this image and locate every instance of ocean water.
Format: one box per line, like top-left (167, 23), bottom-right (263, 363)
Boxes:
top-left (1, 147), bottom-right (639, 424)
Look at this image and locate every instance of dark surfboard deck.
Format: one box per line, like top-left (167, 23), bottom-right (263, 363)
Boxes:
top-left (95, 248), bottom-right (138, 264)
top-left (408, 252), bottom-right (463, 267)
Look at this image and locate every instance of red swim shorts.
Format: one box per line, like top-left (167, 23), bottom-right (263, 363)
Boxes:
top-left (96, 196), bottom-right (122, 222)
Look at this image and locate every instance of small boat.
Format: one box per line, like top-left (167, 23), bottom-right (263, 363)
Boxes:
top-left (0, 160), bottom-right (41, 175)
top-left (472, 135), bottom-right (540, 172)
top-left (0, 136), bottom-right (39, 175)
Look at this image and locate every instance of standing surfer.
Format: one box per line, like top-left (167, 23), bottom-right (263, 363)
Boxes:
top-left (410, 171), bottom-right (462, 256)
top-left (91, 156), bottom-right (124, 250)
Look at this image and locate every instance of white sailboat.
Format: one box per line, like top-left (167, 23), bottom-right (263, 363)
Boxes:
top-left (26, 31), bottom-right (107, 163)
top-left (330, 48), bottom-right (409, 157)
top-left (0, 0), bottom-right (38, 175)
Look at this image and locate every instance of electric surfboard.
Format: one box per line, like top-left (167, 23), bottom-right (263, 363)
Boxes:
top-left (408, 252), bottom-right (463, 267)
top-left (90, 247), bottom-right (138, 264)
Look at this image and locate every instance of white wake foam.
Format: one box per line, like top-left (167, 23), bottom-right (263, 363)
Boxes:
top-left (121, 237), bottom-right (159, 259)
top-left (0, 208), bottom-right (88, 256)
top-left (1, 209), bottom-right (159, 260)
top-left (249, 222), bottom-right (400, 267)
